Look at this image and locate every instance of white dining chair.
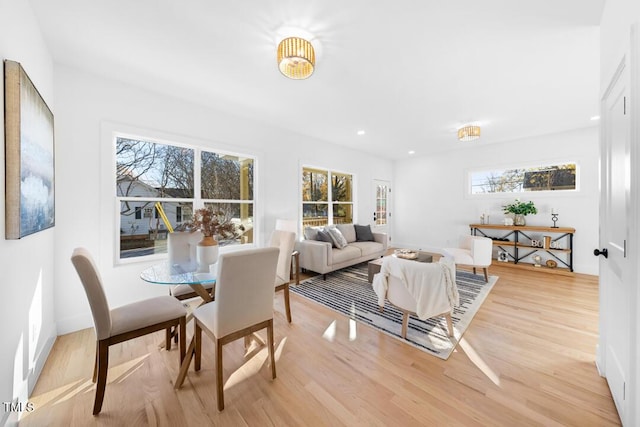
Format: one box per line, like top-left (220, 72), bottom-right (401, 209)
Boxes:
top-left (190, 247), bottom-right (280, 411)
top-left (71, 247), bottom-right (187, 415)
top-left (270, 229), bottom-right (297, 322)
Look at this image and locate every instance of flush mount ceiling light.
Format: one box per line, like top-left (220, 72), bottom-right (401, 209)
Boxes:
top-left (277, 37), bottom-right (315, 79)
top-left (457, 125), bottom-right (481, 142)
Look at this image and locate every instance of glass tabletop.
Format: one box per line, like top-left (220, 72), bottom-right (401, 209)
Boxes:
top-left (140, 262), bottom-right (216, 286)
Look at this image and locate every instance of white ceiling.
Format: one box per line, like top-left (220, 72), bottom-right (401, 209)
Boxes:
top-left (29, 0), bottom-right (604, 160)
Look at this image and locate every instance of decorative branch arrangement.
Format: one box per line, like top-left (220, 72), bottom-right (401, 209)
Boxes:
top-left (191, 207), bottom-right (236, 238)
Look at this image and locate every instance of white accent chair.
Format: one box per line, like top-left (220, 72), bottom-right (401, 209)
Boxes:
top-left (374, 256), bottom-right (458, 339)
top-left (70, 247), bottom-right (187, 415)
top-left (443, 235), bottom-right (493, 282)
top-left (190, 247), bottom-right (280, 411)
top-left (270, 230), bottom-right (298, 323)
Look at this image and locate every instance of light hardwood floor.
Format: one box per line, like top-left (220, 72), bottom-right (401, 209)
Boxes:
top-left (20, 261), bottom-right (620, 426)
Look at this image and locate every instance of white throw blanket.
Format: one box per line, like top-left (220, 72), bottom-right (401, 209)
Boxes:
top-left (372, 256), bottom-right (459, 320)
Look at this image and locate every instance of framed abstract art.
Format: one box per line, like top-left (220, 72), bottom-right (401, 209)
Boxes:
top-left (4, 60), bottom-right (55, 239)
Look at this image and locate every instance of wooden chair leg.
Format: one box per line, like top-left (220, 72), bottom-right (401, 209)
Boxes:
top-left (292, 252), bottom-right (300, 286)
top-left (194, 322), bottom-right (202, 371)
top-left (165, 327), bottom-right (172, 351)
top-left (93, 340), bottom-right (109, 415)
top-left (445, 313), bottom-right (454, 337)
top-left (483, 268), bottom-right (489, 282)
top-left (92, 341), bottom-right (99, 383)
top-left (401, 312), bottom-right (409, 339)
top-left (175, 338), bottom-right (196, 389)
top-left (267, 320), bottom-right (277, 380)
top-left (283, 283), bottom-right (292, 323)
top-left (179, 317), bottom-right (186, 364)
top-left (216, 338), bottom-right (224, 411)
top-left (473, 267), bottom-right (477, 275)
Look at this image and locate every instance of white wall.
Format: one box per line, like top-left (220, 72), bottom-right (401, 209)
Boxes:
top-left (53, 64), bottom-right (393, 334)
top-left (392, 126), bottom-right (600, 275)
top-left (0, 0), bottom-right (56, 425)
top-left (600, 0), bottom-right (640, 88)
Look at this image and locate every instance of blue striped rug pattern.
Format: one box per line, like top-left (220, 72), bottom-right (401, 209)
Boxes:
top-left (290, 263), bottom-right (498, 360)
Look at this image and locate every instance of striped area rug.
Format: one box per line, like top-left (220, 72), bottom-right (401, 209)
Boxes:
top-left (290, 262), bottom-right (498, 360)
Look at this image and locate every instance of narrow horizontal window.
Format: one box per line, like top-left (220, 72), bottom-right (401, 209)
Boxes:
top-left (470, 163), bottom-right (577, 194)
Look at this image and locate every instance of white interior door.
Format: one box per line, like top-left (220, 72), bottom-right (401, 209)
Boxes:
top-left (372, 180), bottom-right (390, 237)
top-left (598, 56), bottom-right (631, 423)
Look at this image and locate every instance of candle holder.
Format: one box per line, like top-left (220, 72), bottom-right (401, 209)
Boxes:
top-left (551, 213), bottom-right (558, 228)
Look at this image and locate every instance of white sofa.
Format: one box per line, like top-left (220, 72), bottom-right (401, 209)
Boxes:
top-left (295, 224), bottom-right (388, 277)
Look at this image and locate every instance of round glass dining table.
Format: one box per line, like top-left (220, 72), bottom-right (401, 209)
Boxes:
top-left (140, 262), bottom-right (216, 303)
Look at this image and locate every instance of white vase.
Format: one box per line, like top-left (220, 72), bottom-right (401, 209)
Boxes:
top-left (168, 230), bottom-right (202, 271)
top-left (196, 236), bottom-right (219, 273)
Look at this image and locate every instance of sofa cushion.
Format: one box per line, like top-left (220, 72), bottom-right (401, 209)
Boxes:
top-left (331, 245), bottom-right (361, 264)
top-left (304, 226), bottom-right (320, 241)
top-left (326, 226), bottom-right (348, 249)
top-left (316, 230), bottom-right (335, 247)
top-left (336, 224), bottom-right (356, 243)
top-left (350, 241), bottom-right (383, 257)
top-left (354, 224), bottom-right (374, 242)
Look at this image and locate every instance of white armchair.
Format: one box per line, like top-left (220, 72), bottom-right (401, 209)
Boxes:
top-left (372, 256), bottom-right (458, 339)
top-left (443, 235), bottom-right (493, 282)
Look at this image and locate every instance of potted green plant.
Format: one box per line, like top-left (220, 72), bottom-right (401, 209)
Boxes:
top-left (503, 199), bottom-right (537, 226)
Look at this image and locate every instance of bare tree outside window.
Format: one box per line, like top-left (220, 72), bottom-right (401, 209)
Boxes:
top-left (301, 167), bottom-right (353, 228)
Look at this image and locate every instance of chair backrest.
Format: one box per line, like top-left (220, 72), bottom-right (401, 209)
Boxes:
top-left (385, 257), bottom-right (456, 312)
top-left (212, 247), bottom-right (279, 337)
top-left (70, 248), bottom-right (112, 340)
top-left (437, 255), bottom-right (456, 284)
top-left (270, 230), bottom-right (296, 286)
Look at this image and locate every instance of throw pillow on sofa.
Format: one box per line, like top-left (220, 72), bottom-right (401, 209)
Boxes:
top-left (336, 224), bottom-right (357, 243)
top-left (304, 226), bottom-right (320, 241)
top-left (326, 226), bottom-right (348, 249)
top-left (316, 230), bottom-right (335, 247)
top-left (355, 224), bottom-right (375, 242)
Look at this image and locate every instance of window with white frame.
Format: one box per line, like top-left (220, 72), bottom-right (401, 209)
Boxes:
top-left (301, 167), bottom-right (353, 228)
top-left (116, 136), bottom-right (255, 260)
top-left (469, 162), bottom-right (577, 195)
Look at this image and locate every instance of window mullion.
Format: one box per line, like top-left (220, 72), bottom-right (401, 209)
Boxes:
top-left (194, 148), bottom-right (203, 210)
top-left (327, 171), bottom-right (334, 225)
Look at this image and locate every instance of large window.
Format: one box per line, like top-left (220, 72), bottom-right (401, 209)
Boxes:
top-left (116, 136), bottom-right (255, 260)
top-left (302, 167), bottom-right (353, 228)
top-left (469, 162), bottom-right (577, 195)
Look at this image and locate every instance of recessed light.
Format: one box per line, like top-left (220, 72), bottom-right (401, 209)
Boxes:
top-left (590, 116), bottom-right (600, 121)
top-left (357, 130), bottom-right (365, 136)
top-left (408, 150), bottom-right (415, 155)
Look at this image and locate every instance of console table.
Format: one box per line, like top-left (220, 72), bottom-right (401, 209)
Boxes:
top-left (469, 224), bottom-right (575, 275)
